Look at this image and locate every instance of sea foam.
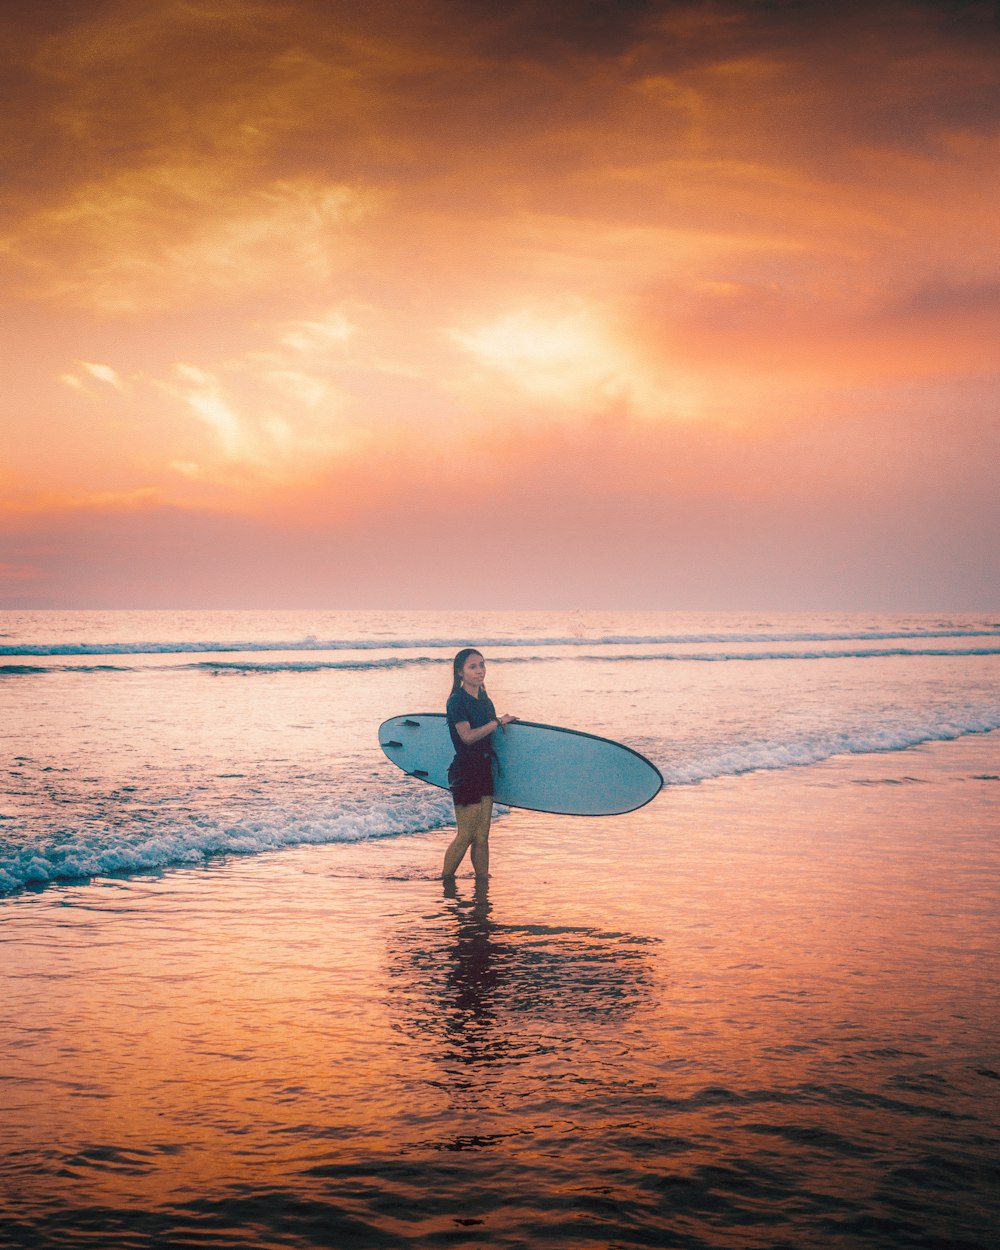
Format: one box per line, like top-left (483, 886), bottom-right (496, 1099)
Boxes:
top-left (658, 708), bottom-right (1000, 785)
top-left (0, 791), bottom-right (457, 896)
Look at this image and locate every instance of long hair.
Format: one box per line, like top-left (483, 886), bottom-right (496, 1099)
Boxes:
top-left (450, 647), bottom-right (488, 699)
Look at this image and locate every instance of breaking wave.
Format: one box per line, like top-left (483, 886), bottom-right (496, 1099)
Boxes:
top-left (658, 709), bottom-right (1000, 785)
top-left (0, 791), bottom-right (457, 896)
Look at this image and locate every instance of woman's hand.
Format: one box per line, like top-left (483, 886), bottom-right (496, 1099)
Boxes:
top-left (496, 714), bottom-right (518, 730)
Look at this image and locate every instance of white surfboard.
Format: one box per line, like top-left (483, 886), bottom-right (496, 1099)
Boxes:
top-left (378, 714), bottom-right (663, 816)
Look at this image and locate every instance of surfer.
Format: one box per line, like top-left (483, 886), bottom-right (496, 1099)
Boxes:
top-left (442, 648), bottom-right (516, 879)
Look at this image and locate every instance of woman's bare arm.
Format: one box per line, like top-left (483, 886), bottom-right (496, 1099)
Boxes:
top-left (454, 714), bottom-right (517, 746)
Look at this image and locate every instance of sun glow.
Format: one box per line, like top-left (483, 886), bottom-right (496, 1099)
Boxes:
top-left (451, 301), bottom-right (717, 423)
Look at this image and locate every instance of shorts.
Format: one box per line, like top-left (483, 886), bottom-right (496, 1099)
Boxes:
top-left (448, 753), bottom-right (495, 808)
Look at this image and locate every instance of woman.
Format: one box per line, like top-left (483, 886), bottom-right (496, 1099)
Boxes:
top-left (442, 648), bottom-right (516, 879)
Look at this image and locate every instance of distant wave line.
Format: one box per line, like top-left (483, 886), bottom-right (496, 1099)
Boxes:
top-left (192, 647), bottom-right (1000, 671)
top-left (3, 627), bottom-right (1000, 657)
top-left (4, 646), bottom-right (999, 678)
top-left (590, 647), bottom-right (1000, 663)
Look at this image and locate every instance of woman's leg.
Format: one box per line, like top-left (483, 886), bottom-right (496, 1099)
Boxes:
top-left (469, 795), bottom-right (493, 878)
top-left (442, 801), bottom-right (480, 877)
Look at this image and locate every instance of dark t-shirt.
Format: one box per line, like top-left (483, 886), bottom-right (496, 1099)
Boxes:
top-left (446, 687), bottom-right (497, 759)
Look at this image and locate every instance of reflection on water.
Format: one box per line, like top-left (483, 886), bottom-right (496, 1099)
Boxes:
top-left (388, 877), bottom-right (660, 1079)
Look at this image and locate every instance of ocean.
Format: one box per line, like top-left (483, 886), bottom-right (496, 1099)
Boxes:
top-left (2, 609), bottom-right (998, 894)
top-left (2, 609), bottom-right (999, 1248)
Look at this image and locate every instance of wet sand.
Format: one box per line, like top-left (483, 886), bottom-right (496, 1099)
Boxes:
top-left (3, 735), bottom-right (999, 1249)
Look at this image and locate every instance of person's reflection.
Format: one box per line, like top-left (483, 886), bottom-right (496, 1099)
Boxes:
top-left (439, 875), bottom-right (509, 1066)
top-left (387, 878), bottom-right (658, 1081)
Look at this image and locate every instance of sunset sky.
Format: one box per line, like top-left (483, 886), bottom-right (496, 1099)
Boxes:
top-left (2, 0), bottom-right (997, 609)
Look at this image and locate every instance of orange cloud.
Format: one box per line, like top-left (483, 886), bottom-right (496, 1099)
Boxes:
top-left (6, 173), bottom-right (374, 314)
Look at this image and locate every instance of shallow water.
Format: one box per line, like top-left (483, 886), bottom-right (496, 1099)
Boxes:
top-left (2, 611), bottom-right (999, 1247)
